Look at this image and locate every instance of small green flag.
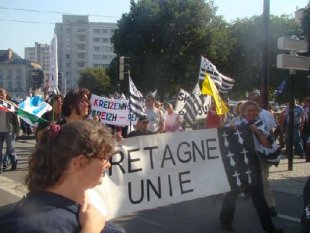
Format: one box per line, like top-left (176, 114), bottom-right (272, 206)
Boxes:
top-left (17, 108), bottom-right (48, 125)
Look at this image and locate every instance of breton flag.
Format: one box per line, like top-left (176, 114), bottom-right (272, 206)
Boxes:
top-left (198, 56), bottom-right (235, 93)
top-left (49, 35), bottom-right (60, 94)
top-left (128, 77), bottom-right (146, 117)
top-left (91, 123), bottom-right (260, 219)
top-left (201, 73), bottom-right (229, 115)
top-left (183, 90), bottom-right (205, 126)
top-left (218, 124), bottom-right (260, 193)
top-left (179, 83), bottom-right (211, 126)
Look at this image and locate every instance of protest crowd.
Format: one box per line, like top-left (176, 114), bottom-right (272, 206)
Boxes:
top-left (0, 57), bottom-right (309, 233)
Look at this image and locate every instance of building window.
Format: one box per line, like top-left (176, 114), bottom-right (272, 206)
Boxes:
top-left (66, 63), bottom-right (71, 68)
top-left (77, 44), bottom-right (86, 50)
top-left (66, 54), bottom-right (70, 59)
top-left (7, 81), bottom-right (12, 91)
top-left (77, 53), bottom-right (86, 59)
top-left (93, 37), bottom-right (100, 43)
top-left (16, 69), bottom-right (21, 79)
top-left (93, 64), bottom-right (107, 68)
top-left (77, 35), bottom-right (86, 42)
top-left (93, 29), bottom-right (100, 34)
top-left (0, 70), bottom-right (2, 79)
top-left (101, 38), bottom-right (109, 43)
top-left (7, 70), bottom-right (12, 79)
top-left (77, 28), bottom-right (86, 33)
top-left (77, 62), bottom-right (85, 68)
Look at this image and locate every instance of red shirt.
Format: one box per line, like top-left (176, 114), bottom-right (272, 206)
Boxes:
top-left (206, 109), bottom-right (221, 128)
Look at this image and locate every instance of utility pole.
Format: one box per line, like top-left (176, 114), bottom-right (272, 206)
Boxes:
top-left (261, 0), bottom-right (270, 110)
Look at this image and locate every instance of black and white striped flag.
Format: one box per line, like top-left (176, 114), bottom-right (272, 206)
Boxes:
top-left (183, 88), bottom-right (206, 126)
top-left (198, 56), bottom-right (235, 93)
top-left (129, 77), bottom-right (146, 117)
top-left (179, 83), bottom-right (211, 126)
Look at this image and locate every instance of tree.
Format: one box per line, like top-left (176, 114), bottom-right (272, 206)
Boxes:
top-left (78, 68), bottom-right (111, 96)
top-left (302, 6), bottom-right (310, 55)
top-left (227, 15), bottom-right (302, 99)
top-left (111, 0), bottom-right (234, 99)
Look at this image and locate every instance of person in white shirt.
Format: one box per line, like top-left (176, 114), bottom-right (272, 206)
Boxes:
top-left (249, 91), bottom-right (278, 216)
top-left (144, 94), bottom-right (165, 133)
top-left (164, 103), bottom-right (183, 132)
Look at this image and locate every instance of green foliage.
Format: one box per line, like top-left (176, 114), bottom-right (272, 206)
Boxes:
top-left (78, 68), bottom-right (111, 95)
top-left (302, 7), bottom-right (310, 56)
top-left (112, 0), bottom-right (234, 98)
top-left (109, 0), bottom-right (309, 100)
top-left (227, 15), bottom-right (304, 99)
top-left (302, 7), bottom-right (310, 39)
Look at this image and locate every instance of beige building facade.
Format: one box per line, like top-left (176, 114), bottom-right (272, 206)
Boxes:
top-left (0, 49), bottom-right (41, 100)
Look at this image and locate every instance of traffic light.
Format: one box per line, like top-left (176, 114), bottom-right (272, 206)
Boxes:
top-left (119, 56), bottom-right (130, 80)
top-left (119, 56), bottom-right (125, 80)
top-left (58, 72), bottom-right (62, 92)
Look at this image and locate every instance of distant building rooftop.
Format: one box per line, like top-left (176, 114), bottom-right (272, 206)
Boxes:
top-left (0, 49), bottom-right (30, 64)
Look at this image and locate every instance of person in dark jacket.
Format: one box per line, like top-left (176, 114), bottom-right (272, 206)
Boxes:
top-left (0, 120), bottom-right (125, 233)
top-left (126, 115), bottom-right (154, 138)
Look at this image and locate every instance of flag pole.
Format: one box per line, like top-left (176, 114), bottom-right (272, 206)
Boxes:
top-left (128, 77), bottom-right (132, 131)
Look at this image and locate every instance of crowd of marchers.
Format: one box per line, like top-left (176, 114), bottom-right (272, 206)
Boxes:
top-left (0, 86), bottom-right (309, 233)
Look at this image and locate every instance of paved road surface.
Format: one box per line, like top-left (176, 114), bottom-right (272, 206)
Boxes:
top-left (0, 138), bottom-right (307, 233)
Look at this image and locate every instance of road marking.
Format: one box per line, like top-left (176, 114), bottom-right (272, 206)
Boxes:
top-left (0, 175), bottom-right (27, 198)
top-left (0, 175), bottom-right (303, 226)
top-left (277, 213), bottom-right (301, 223)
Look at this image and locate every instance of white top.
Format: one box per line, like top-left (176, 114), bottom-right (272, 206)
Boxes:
top-left (145, 107), bottom-right (164, 133)
top-left (259, 109), bottom-right (276, 132)
top-left (164, 111), bottom-right (182, 132)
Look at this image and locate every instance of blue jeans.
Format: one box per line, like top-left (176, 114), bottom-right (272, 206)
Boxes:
top-left (285, 125), bottom-right (304, 156)
top-left (0, 132), bottom-right (17, 169)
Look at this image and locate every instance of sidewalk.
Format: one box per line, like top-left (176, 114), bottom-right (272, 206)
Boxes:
top-left (269, 156), bottom-right (309, 196)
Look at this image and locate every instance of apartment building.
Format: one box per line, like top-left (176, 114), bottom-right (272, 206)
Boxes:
top-left (55, 15), bottom-right (117, 90)
top-left (25, 42), bottom-right (50, 74)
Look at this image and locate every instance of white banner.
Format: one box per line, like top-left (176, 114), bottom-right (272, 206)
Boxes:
top-left (175, 88), bottom-right (211, 121)
top-left (48, 35), bottom-right (59, 93)
top-left (92, 129), bottom-right (231, 219)
top-left (90, 94), bottom-right (137, 126)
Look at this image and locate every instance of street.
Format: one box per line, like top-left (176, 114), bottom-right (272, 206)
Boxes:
top-left (0, 137), bottom-right (305, 233)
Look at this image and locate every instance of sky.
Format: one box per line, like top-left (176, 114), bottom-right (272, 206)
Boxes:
top-left (0, 0), bottom-right (308, 58)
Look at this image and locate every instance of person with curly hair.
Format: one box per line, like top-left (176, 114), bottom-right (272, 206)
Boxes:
top-left (0, 120), bottom-right (125, 233)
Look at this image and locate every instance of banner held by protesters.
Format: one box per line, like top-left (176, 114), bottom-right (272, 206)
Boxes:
top-left (92, 125), bottom-right (259, 219)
